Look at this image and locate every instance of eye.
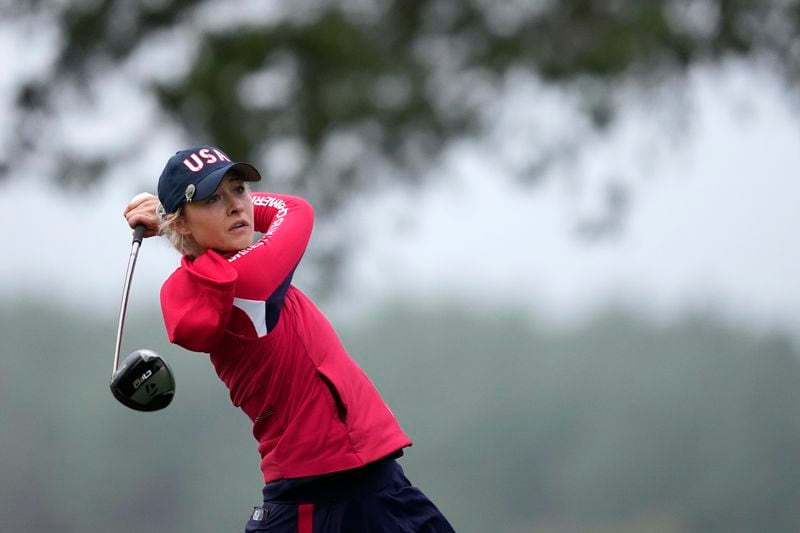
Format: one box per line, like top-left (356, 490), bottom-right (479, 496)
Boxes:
top-left (206, 194), bottom-right (221, 204)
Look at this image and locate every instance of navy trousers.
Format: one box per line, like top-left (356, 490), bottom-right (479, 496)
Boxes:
top-left (244, 459), bottom-right (455, 532)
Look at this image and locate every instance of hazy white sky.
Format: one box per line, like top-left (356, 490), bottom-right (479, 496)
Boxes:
top-left (1, 60), bottom-right (798, 340)
top-left (341, 61), bottom-right (800, 335)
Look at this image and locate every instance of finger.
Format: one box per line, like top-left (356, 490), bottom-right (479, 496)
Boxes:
top-left (126, 211), bottom-right (157, 229)
top-left (129, 224), bottom-right (157, 239)
top-left (124, 206), bottom-right (157, 227)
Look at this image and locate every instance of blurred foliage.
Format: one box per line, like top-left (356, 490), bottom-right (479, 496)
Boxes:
top-left (6, 0), bottom-right (800, 196)
top-left (5, 0), bottom-right (800, 289)
top-left (2, 298), bottom-right (800, 532)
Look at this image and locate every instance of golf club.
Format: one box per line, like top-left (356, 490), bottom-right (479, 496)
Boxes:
top-left (110, 224), bottom-right (175, 411)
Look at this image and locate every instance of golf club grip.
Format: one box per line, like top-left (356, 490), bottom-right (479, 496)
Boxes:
top-left (133, 224), bottom-right (146, 245)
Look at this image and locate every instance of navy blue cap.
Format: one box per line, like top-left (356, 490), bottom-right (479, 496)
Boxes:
top-left (157, 145), bottom-right (261, 214)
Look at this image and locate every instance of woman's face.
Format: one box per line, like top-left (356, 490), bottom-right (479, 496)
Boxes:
top-left (180, 176), bottom-right (254, 253)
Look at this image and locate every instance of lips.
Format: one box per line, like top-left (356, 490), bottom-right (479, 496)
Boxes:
top-left (229, 220), bottom-right (250, 232)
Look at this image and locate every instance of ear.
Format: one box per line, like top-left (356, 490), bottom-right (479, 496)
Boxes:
top-left (174, 216), bottom-right (192, 236)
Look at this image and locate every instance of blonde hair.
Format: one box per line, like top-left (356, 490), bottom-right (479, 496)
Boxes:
top-left (157, 205), bottom-right (206, 258)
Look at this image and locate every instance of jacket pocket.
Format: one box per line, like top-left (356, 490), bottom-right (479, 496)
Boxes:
top-left (317, 370), bottom-right (348, 424)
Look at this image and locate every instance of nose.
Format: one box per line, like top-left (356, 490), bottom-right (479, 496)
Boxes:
top-left (227, 194), bottom-right (244, 214)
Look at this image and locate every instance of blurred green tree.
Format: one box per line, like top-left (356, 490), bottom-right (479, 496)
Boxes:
top-left (7, 1), bottom-right (799, 189)
top-left (3, 0), bottom-right (800, 183)
top-left (4, 0), bottom-right (798, 285)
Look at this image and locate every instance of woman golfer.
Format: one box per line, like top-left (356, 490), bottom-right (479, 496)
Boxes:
top-left (124, 145), bottom-right (454, 532)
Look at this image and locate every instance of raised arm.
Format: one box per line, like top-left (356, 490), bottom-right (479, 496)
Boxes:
top-left (160, 251), bottom-right (238, 353)
top-left (226, 192), bottom-right (314, 300)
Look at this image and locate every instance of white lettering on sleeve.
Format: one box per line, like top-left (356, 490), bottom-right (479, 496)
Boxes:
top-left (228, 196), bottom-right (289, 263)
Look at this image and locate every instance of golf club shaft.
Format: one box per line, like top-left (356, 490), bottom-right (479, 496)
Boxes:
top-left (113, 224), bottom-right (146, 375)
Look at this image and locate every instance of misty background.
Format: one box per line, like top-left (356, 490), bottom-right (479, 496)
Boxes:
top-left (2, 2), bottom-right (800, 532)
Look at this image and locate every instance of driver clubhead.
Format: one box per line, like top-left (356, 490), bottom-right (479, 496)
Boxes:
top-left (110, 349), bottom-right (175, 412)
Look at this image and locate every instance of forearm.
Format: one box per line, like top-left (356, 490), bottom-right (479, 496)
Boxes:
top-left (230, 193), bottom-right (314, 299)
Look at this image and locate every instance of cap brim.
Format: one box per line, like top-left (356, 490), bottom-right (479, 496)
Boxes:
top-left (193, 162), bottom-right (262, 202)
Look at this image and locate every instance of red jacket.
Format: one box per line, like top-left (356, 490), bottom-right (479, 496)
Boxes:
top-left (160, 193), bottom-right (411, 483)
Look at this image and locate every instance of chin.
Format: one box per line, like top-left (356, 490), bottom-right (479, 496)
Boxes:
top-left (233, 236), bottom-right (255, 250)
top-left (211, 237), bottom-right (250, 253)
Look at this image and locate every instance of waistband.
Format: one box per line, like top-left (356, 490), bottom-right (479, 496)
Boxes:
top-left (262, 454), bottom-right (404, 504)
